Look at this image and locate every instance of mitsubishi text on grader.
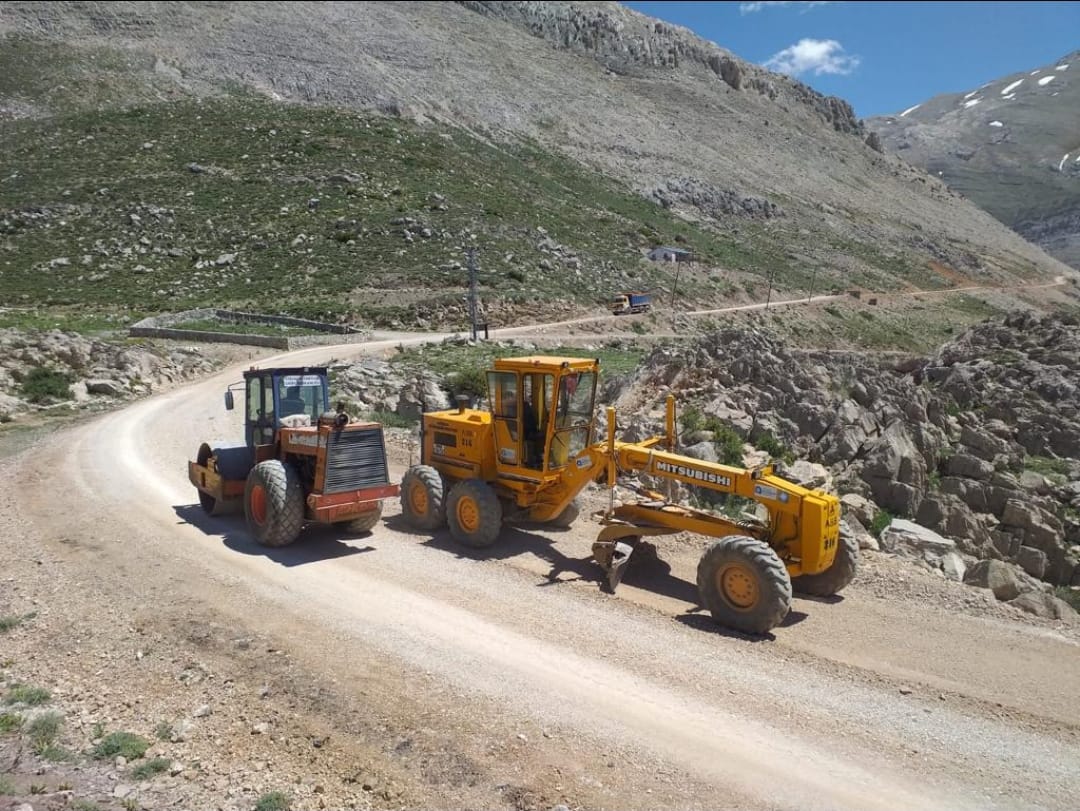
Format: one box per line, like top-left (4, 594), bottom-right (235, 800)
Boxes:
top-left (189, 366), bottom-right (398, 546)
top-left (400, 356), bottom-right (854, 634)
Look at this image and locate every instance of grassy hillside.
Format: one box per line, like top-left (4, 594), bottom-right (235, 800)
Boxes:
top-left (1, 92), bottom-right (1037, 335)
top-left (0, 96), bottom-right (806, 332)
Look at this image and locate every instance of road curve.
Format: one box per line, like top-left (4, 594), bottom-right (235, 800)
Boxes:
top-left (10, 332), bottom-right (1080, 811)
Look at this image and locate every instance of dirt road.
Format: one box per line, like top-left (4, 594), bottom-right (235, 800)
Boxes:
top-left (5, 332), bottom-right (1078, 811)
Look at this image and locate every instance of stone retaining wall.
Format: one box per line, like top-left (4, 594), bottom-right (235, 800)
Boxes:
top-left (128, 309), bottom-right (368, 349)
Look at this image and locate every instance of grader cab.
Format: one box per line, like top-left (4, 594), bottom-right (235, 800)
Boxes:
top-left (188, 366), bottom-right (398, 547)
top-left (401, 355), bottom-right (853, 634)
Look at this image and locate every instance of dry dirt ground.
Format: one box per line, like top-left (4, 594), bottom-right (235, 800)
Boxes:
top-left (2, 326), bottom-right (1079, 811)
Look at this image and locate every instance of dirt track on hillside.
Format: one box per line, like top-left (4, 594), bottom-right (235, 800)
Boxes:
top-left (3, 328), bottom-right (1079, 811)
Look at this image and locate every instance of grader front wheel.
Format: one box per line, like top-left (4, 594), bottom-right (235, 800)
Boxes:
top-left (447, 480), bottom-right (503, 548)
top-left (696, 536), bottom-right (792, 634)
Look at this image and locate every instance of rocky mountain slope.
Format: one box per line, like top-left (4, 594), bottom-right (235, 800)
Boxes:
top-left (0, 2), bottom-right (1074, 332)
top-left (869, 50), bottom-right (1080, 269)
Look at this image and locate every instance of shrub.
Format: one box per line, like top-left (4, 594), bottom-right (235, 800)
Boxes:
top-left (154, 721), bottom-right (174, 741)
top-left (508, 268), bottom-right (526, 283)
top-left (711, 422), bottom-right (745, 467)
top-left (20, 367), bottom-right (74, 404)
top-left (755, 431), bottom-right (794, 465)
top-left (1055, 587), bottom-right (1080, 613)
top-left (0, 612), bottom-right (35, 633)
top-left (0, 712), bottom-right (22, 734)
top-left (255, 791), bottom-right (292, 811)
top-left (679, 406), bottom-right (704, 435)
top-left (26, 711), bottom-right (63, 751)
top-left (4, 685), bottom-right (51, 706)
top-left (446, 366), bottom-right (489, 402)
top-left (870, 509), bottom-right (894, 538)
top-left (93, 731), bottom-right (149, 761)
top-left (131, 756), bottom-right (171, 780)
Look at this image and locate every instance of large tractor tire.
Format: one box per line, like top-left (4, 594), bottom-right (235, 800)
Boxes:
top-left (341, 502), bottom-right (383, 535)
top-left (697, 536), bottom-right (792, 634)
top-left (196, 443), bottom-right (228, 517)
top-left (447, 479), bottom-right (503, 548)
top-left (548, 498), bottom-right (581, 529)
top-left (401, 465), bottom-right (446, 531)
top-left (793, 533), bottom-right (858, 597)
top-left (244, 460), bottom-right (305, 548)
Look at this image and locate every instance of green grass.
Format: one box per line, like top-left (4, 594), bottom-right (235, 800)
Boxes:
top-left (870, 509), bottom-right (894, 538)
top-left (0, 612), bottom-right (35, 633)
top-left (92, 731), bottom-right (149, 761)
top-left (754, 430), bottom-right (794, 465)
top-left (361, 409), bottom-right (417, 429)
top-left (38, 744), bottom-right (75, 762)
top-left (255, 791), bottom-right (292, 811)
top-left (1024, 455), bottom-right (1071, 478)
top-left (130, 756), bottom-right (171, 780)
top-left (1, 95), bottom-right (778, 331)
top-left (26, 710), bottom-right (63, 751)
top-left (0, 775), bottom-right (14, 795)
top-left (20, 367), bottom-right (74, 404)
top-left (1055, 587), bottom-right (1080, 613)
top-left (0, 712), bottom-right (22, 734)
top-left (4, 684), bottom-right (51, 706)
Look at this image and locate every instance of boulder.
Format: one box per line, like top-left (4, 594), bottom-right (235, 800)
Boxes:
top-left (783, 460), bottom-right (831, 491)
top-left (963, 559), bottom-right (1022, 601)
top-left (683, 441), bottom-right (719, 464)
top-left (946, 453), bottom-right (994, 481)
top-left (85, 378), bottom-right (126, 397)
top-left (841, 516), bottom-right (878, 551)
top-left (959, 425), bottom-right (1011, 461)
top-left (1016, 546), bottom-right (1047, 579)
top-left (880, 519), bottom-right (956, 557)
top-left (840, 493), bottom-right (877, 528)
top-left (1009, 591), bottom-right (1077, 622)
top-left (940, 552), bottom-right (966, 582)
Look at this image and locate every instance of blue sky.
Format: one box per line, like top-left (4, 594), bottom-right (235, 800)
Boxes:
top-left (622, 1), bottom-right (1080, 117)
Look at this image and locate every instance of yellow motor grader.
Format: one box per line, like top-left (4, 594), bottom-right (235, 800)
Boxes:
top-left (400, 356), bottom-right (852, 634)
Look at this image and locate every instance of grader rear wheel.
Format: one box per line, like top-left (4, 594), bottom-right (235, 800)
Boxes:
top-left (447, 479), bottom-right (503, 548)
top-left (697, 535), bottom-right (792, 634)
top-left (401, 465), bottom-right (446, 531)
top-left (793, 533), bottom-right (858, 596)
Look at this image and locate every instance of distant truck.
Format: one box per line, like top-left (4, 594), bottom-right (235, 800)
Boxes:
top-left (610, 292), bottom-right (651, 315)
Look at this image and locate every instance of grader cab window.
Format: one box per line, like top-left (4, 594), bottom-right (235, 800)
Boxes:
top-left (549, 371), bottom-right (597, 470)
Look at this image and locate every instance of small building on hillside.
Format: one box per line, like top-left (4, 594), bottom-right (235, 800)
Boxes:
top-left (648, 246), bottom-right (693, 264)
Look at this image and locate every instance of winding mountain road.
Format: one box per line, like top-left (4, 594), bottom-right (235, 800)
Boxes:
top-left (7, 313), bottom-right (1079, 810)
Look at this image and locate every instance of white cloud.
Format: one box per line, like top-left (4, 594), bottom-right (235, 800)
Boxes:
top-left (740, 1), bottom-right (831, 14)
top-left (763, 38), bottom-right (860, 76)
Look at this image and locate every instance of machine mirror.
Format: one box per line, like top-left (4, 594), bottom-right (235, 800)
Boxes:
top-left (224, 390), bottom-right (235, 411)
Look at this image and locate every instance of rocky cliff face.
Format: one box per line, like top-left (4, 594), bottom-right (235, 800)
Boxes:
top-left (622, 313), bottom-right (1080, 587)
top-left (868, 50), bottom-right (1080, 270)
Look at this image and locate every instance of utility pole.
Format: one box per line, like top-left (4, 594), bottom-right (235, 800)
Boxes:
top-left (466, 247), bottom-right (479, 341)
top-left (807, 265), bottom-right (818, 304)
top-left (764, 265), bottom-right (775, 310)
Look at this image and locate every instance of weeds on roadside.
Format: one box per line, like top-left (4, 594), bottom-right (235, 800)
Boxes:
top-left (154, 720), bottom-right (173, 741)
top-left (255, 791), bottom-right (292, 811)
top-left (0, 712), bottom-right (21, 734)
top-left (4, 684), bottom-right (51, 706)
top-left (92, 731), bottom-right (149, 761)
top-left (26, 710), bottom-right (63, 752)
top-left (0, 612), bottom-right (35, 633)
top-left (130, 756), bottom-right (171, 780)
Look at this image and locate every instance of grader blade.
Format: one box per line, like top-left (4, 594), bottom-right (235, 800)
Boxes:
top-left (592, 520), bottom-right (675, 593)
